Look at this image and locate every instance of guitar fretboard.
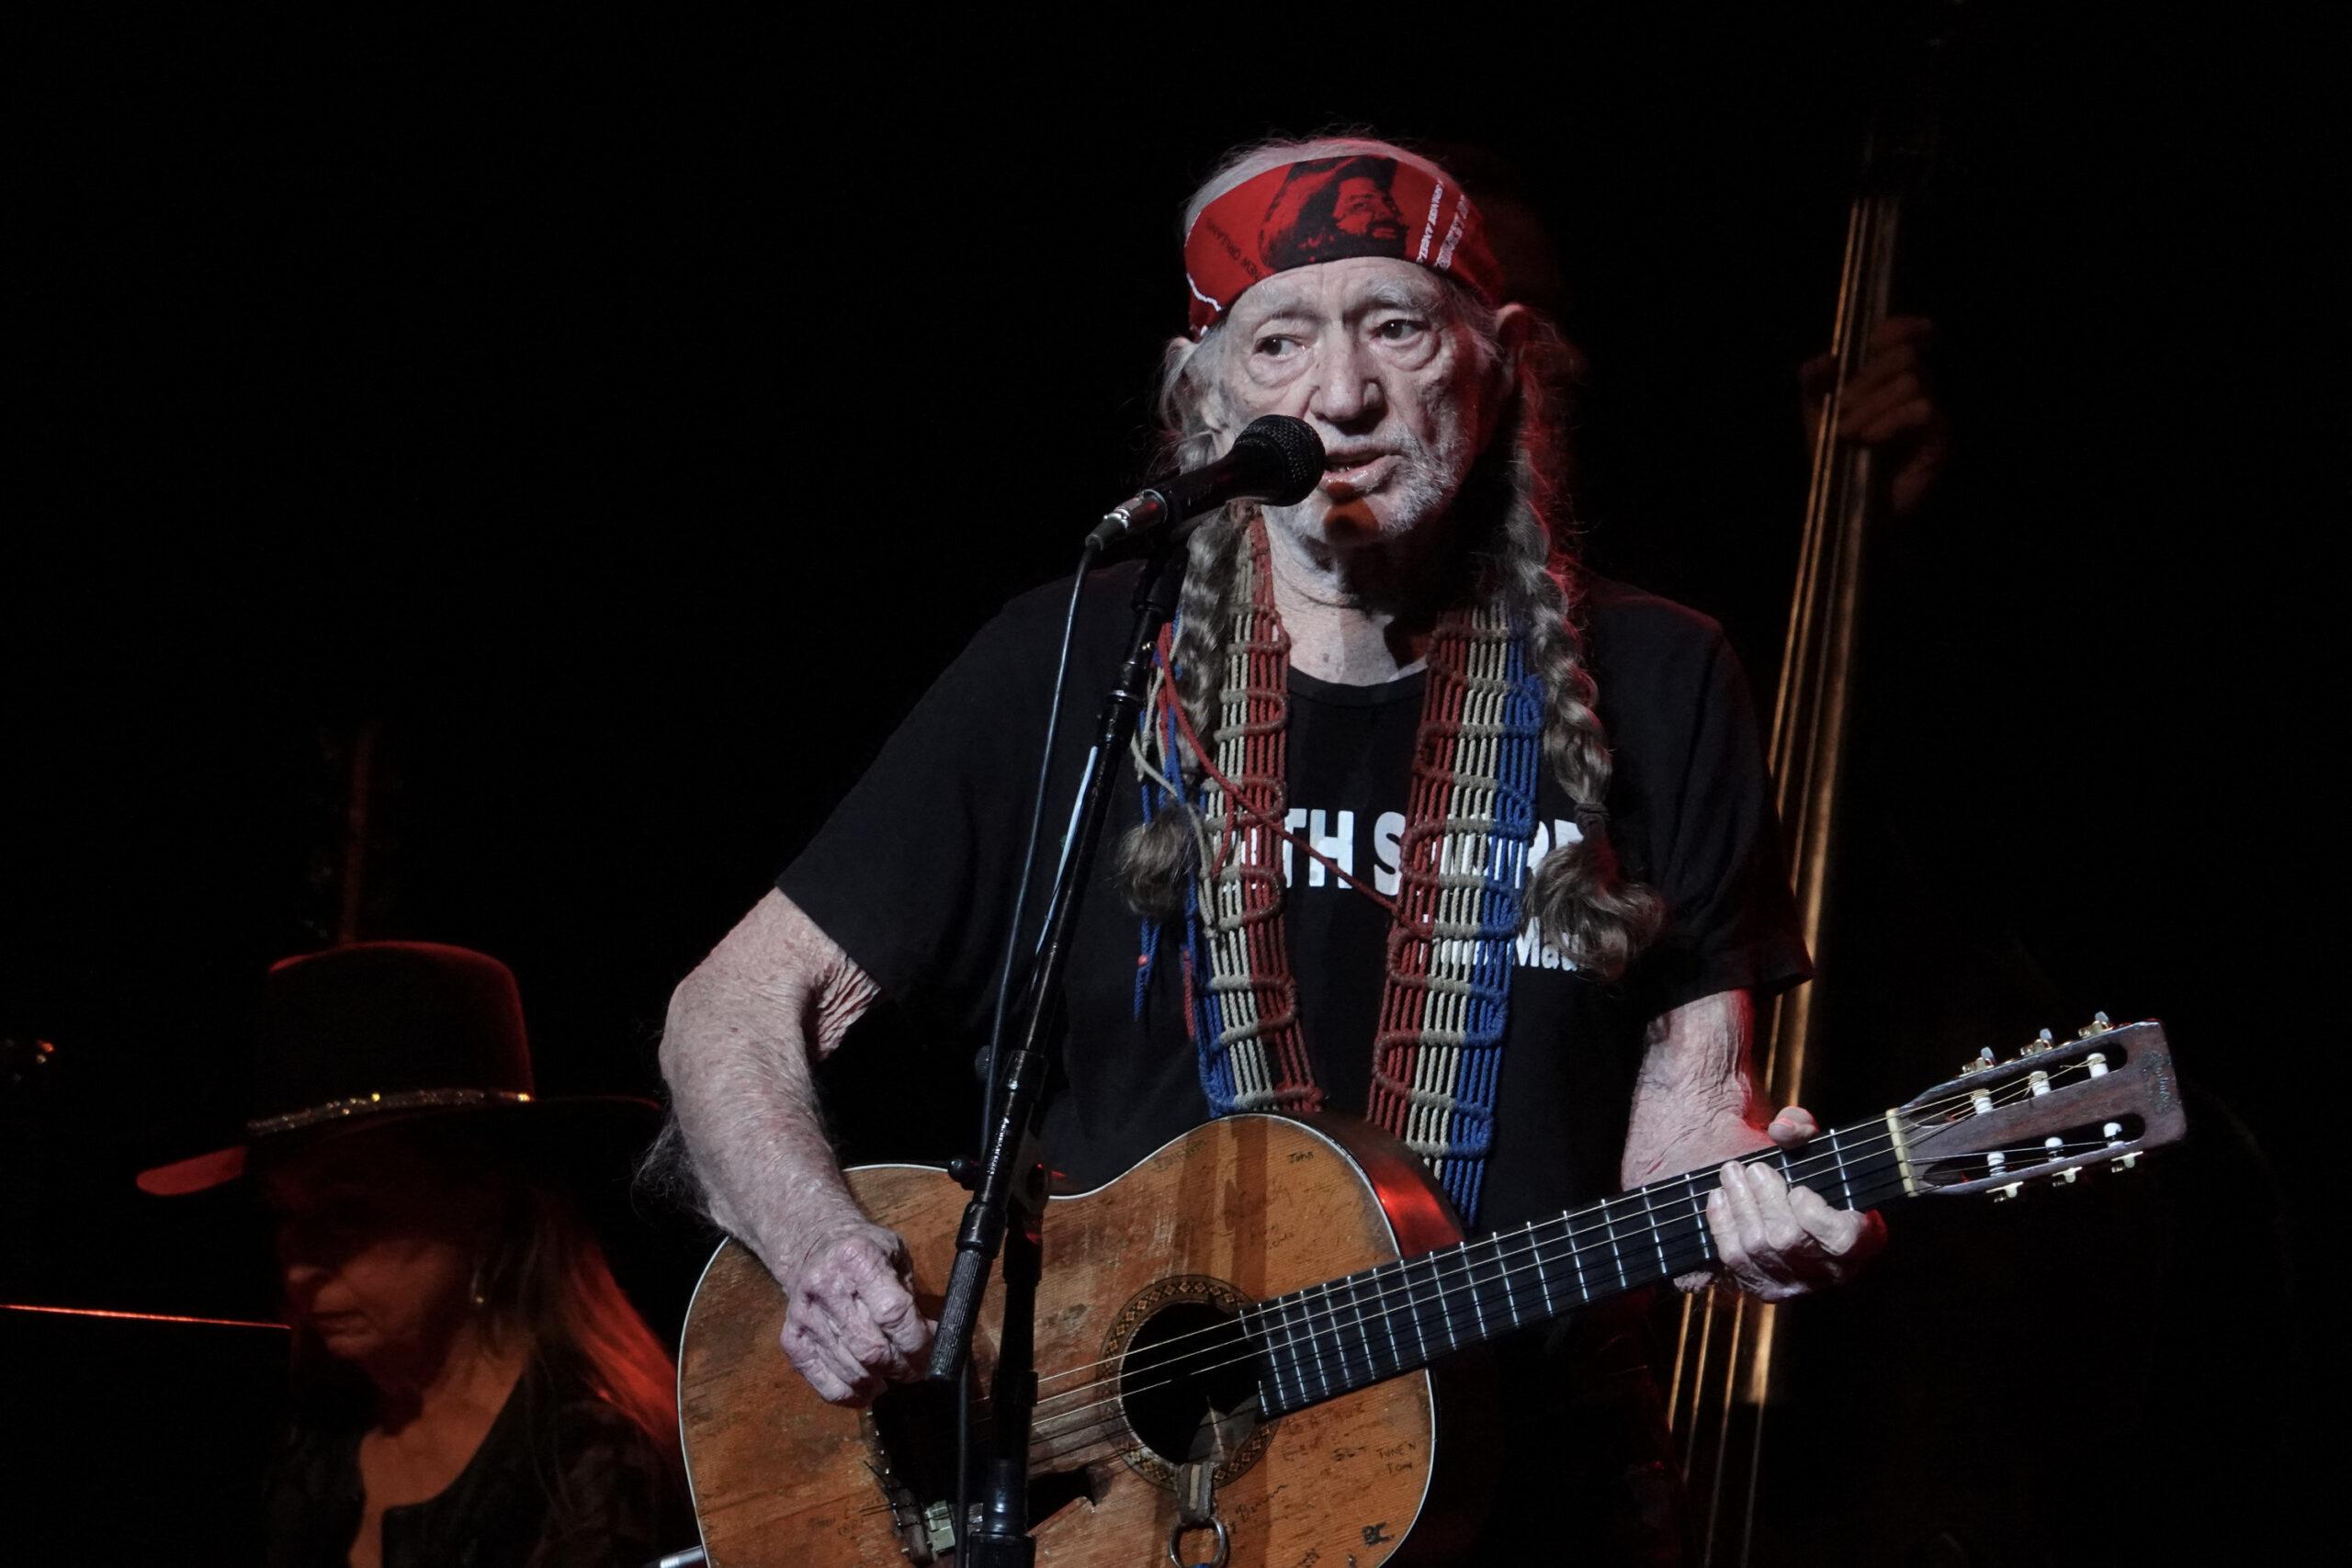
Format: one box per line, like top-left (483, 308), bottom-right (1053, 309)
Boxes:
top-left (1246, 1121), bottom-right (1907, 1418)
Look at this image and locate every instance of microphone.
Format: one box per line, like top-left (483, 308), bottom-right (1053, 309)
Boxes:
top-left (1087, 415), bottom-right (1325, 552)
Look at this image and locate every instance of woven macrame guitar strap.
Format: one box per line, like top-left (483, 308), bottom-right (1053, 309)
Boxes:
top-left (1139, 518), bottom-right (1545, 1224)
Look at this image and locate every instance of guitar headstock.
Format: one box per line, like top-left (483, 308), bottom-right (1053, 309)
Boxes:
top-left (1895, 1017), bottom-right (2185, 1200)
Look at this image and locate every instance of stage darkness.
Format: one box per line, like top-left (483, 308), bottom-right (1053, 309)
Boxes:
top-left (10, 10), bottom-right (2332, 1563)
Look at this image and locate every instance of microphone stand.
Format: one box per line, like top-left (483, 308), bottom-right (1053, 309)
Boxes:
top-left (927, 536), bottom-right (1190, 1565)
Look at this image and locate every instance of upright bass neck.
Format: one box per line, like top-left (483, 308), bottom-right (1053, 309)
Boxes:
top-left (1761, 96), bottom-right (1933, 1111)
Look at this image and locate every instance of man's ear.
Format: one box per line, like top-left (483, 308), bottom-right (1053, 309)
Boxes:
top-left (1474, 303), bottom-right (1538, 450)
top-left (1493, 303), bottom-right (1535, 384)
top-left (1168, 333), bottom-right (1234, 445)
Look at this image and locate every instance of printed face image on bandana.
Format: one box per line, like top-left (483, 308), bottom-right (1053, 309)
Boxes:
top-left (1256, 156), bottom-right (1411, 273)
top-left (1182, 148), bottom-right (1500, 338)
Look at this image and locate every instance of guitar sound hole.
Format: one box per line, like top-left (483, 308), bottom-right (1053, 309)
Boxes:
top-left (1118, 1300), bottom-right (1263, 1465)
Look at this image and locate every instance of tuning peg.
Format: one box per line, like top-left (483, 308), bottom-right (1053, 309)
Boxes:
top-left (2103, 1120), bottom-right (2138, 1171)
top-left (1969, 1080), bottom-right (2010, 1185)
top-left (2075, 1011), bottom-right (2114, 1040)
top-left (1991, 1180), bottom-right (2024, 1202)
top-left (1961, 1046), bottom-right (1997, 1076)
top-left (2021, 1028), bottom-right (2056, 1055)
top-left (2048, 1134), bottom-right (2078, 1184)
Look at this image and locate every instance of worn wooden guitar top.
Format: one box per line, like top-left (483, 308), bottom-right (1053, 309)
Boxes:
top-left (679, 1112), bottom-right (1485, 1567)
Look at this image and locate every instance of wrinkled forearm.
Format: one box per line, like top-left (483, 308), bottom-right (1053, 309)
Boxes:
top-left (1620, 988), bottom-right (1773, 1188)
top-left (656, 890), bottom-right (879, 1277)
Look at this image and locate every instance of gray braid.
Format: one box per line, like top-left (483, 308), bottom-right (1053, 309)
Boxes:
top-left (1116, 327), bottom-right (1250, 918)
top-left (1490, 429), bottom-right (1664, 981)
top-left (1115, 504), bottom-right (1245, 919)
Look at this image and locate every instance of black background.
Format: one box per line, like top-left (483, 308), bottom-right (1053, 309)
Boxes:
top-left (7, 7), bottom-right (2335, 1562)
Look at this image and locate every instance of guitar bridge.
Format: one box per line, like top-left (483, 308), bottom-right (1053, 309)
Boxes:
top-left (917, 1500), bottom-right (956, 1560)
top-left (858, 1379), bottom-right (1111, 1564)
top-left (860, 1382), bottom-right (960, 1564)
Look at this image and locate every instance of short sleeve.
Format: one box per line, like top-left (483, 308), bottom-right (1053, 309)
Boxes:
top-left (1589, 585), bottom-right (1813, 1018)
top-left (778, 581), bottom-right (1094, 1039)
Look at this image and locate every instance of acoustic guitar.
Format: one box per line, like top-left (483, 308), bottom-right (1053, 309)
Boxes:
top-left (677, 1018), bottom-right (2183, 1567)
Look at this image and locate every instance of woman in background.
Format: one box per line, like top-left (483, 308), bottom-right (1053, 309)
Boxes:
top-left (141, 941), bottom-right (691, 1568)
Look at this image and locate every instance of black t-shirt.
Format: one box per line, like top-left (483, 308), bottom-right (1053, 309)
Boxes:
top-left (781, 563), bottom-right (1809, 1232)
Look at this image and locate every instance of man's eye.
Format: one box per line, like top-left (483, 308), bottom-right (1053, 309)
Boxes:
top-left (1255, 335), bottom-right (1297, 357)
top-left (1374, 319), bottom-right (1427, 342)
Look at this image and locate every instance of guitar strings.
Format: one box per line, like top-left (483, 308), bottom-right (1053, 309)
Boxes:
top-left (1212, 1117), bottom-right (2100, 1384)
top-left (1020, 1157), bottom-right (1960, 1466)
top-left (1021, 1054), bottom-right (2099, 1397)
top-left (1018, 1056), bottom-right (2101, 1405)
top-left (849, 1156), bottom-right (1870, 1534)
top-left (858, 1061), bottom-right (2120, 1473)
top-left (1016, 1123), bottom-right (2126, 1461)
top-left (1021, 1224), bottom-right (1811, 1468)
top-left (1023, 1127), bottom-right (2127, 1472)
top-left (1024, 1145), bottom-right (1819, 1404)
top-left (1021, 1110), bottom-right (2122, 1444)
top-left (834, 1055), bottom-right (2140, 1502)
top-left (1030, 1156), bottom-right (1902, 1446)
top-left (1097, 1131), bottom-right (2086, 1419)
top-left (1024, 1130), bottom-right (2038, 1448)
top-left (1032, 1135), bottom-right (1860, 1404)
top-left (1019, 1102), bottom-right (2057, 1431)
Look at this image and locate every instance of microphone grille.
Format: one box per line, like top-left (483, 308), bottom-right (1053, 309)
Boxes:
top-left (1236, 415), bottom-right (1326, 505)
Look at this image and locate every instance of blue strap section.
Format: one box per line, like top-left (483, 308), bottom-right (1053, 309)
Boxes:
top-left (1185, 873), bottom-right (1238, 1116)
top-left (1435, 638), bottom-right (1545, 1223)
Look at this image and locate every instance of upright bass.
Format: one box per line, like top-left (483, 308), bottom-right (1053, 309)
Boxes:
top-left (1663, 26), bottom-right (1955, 1567)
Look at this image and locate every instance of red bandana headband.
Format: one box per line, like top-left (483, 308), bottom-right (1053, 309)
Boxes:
top-left (1182, 153), bottom-right (1504, 337)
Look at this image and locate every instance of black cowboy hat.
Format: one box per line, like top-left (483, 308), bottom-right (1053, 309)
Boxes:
top-left (136, 941), bottom-right (657, 1196)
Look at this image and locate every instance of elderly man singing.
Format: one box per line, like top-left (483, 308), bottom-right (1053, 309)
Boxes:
top-left (660, 136), bottom-right (1889, 1563)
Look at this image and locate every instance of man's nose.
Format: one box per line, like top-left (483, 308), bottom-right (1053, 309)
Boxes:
top-left (1306, 342), bottom-right (1383, 430)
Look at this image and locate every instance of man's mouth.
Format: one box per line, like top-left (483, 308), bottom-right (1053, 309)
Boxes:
top-left (1319, 450), bottom-right (1398, 495)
